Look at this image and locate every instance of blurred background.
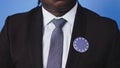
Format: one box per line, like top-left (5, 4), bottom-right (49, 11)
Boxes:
top-left (0, 0), bottom-right (120, 32)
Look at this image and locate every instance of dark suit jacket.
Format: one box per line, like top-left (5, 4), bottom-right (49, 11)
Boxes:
top-left (0, 4), bottom-right (120, 68)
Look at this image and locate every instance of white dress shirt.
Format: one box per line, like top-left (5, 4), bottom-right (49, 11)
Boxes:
top-left (42, 3), bottom-right (78, 68)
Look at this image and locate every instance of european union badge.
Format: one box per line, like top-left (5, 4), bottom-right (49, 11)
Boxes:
top-left (73, 37), bottom-right (89, 53)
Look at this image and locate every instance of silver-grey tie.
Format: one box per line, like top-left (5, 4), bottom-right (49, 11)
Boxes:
top-left (47, 18), bottom-right (67, 68)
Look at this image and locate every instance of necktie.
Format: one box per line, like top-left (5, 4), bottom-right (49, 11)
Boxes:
top-left (47, 18), bottom-right (67, 68)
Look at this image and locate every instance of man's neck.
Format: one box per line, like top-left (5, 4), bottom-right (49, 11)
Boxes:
top-left (42, 2), bottom-right (76, 17)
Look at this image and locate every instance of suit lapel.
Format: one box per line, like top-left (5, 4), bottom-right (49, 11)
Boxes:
top-left (27, 6), bottom-right (43, 68)
top-left (66, 4), bottom-right (87, 68)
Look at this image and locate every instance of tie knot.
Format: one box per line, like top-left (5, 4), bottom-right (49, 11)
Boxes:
top-left (52, 18), bottom-right (67, 28)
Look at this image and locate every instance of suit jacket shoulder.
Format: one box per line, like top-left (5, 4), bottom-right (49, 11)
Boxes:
top-left (79, 6), bottom-right (119, 33)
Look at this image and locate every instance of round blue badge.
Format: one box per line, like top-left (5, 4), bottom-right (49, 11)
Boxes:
top-left (73, 37), bottom-right (89, 53)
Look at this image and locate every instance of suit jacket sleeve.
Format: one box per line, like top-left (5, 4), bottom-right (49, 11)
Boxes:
top-left (0, 17), bottom-right (14, 68)
top-left (106, 21), bottom-right (120, 68)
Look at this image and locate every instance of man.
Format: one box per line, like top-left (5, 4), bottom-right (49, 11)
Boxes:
top-left (0, 0), bottom-right (120, 68)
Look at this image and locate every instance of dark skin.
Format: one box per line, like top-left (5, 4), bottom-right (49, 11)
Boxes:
top-left (40, 0), bottom-right (77, 17)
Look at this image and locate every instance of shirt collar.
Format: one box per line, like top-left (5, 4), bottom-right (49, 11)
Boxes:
top-left (42, 2), bottom-right (78, 27)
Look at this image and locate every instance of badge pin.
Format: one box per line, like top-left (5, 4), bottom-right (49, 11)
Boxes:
top-left (73, 37), bottom-right (89, 53)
